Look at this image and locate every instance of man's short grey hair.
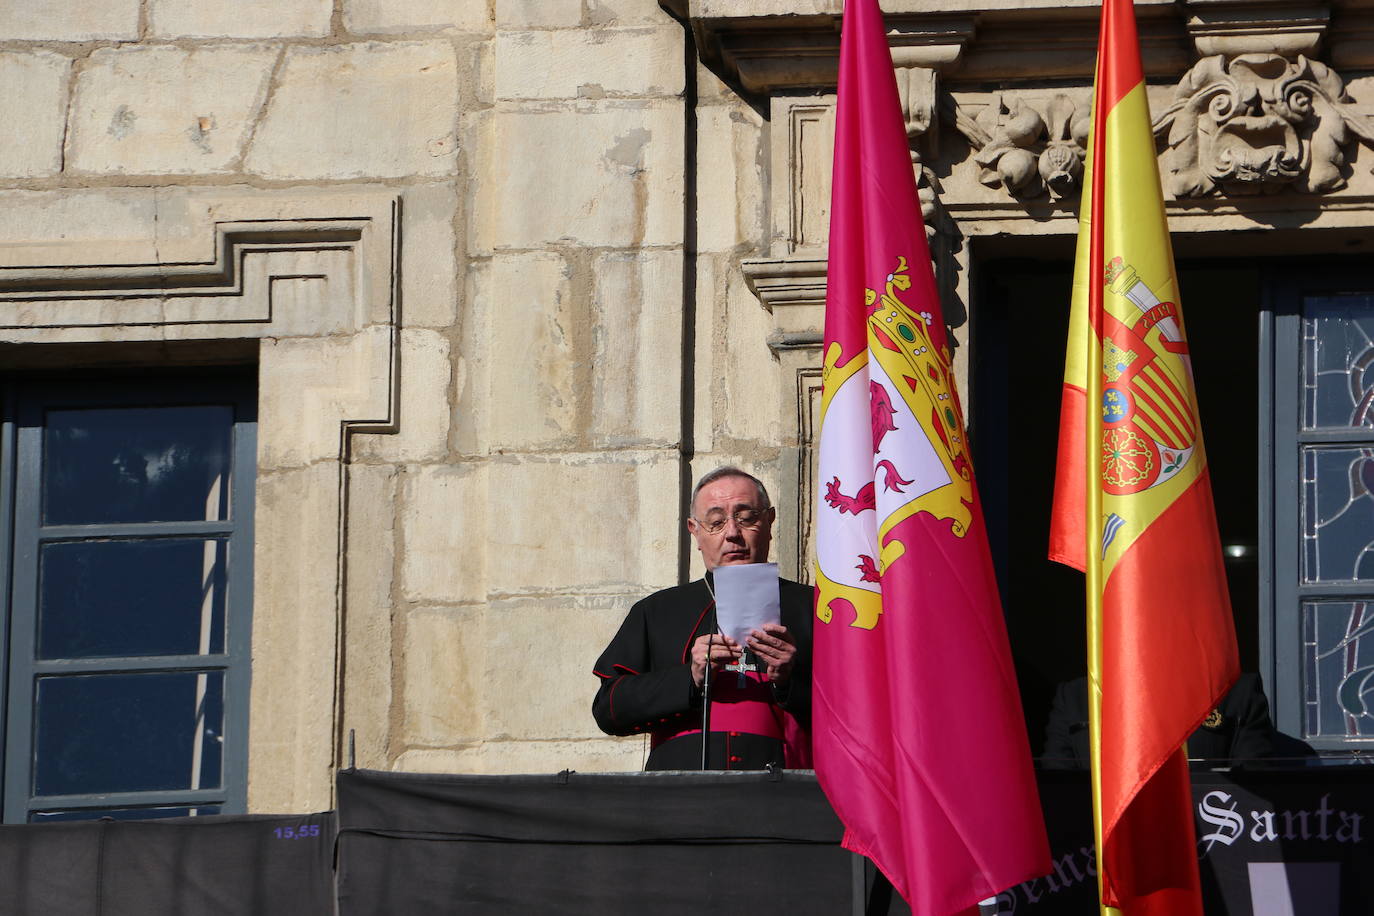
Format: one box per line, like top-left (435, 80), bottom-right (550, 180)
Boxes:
top-left (689, 466), bottom-right (771, 515)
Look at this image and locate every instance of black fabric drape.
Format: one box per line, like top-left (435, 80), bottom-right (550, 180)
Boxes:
top-left (0, 812), bottom-right (335, 916)
top-left (4, 767), bottom-right (1372, 913)
top-left (335, 768), bottom-right (850, 915)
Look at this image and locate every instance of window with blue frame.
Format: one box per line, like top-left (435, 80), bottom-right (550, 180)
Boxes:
top-left (1, 375), bottom-right (255, 822)
top-left (1269, 279), bottom-right (1374, 751)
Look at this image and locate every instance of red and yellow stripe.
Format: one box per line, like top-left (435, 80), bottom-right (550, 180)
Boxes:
top-left (1051, 0), bottom-right (1240, 913)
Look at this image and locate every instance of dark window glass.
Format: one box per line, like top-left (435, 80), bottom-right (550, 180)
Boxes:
top-left (43, 405), bottom-right (232, 525)
top-left (33, 672), bottom-right (225, 796)
top-left (38, 538), bottom-right (228, 659)
top-left (29, 806), bottom-right (221, 823)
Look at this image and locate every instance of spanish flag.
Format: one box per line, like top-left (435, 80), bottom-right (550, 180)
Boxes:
top-left (1049, 0), bottom-right (1240, 913)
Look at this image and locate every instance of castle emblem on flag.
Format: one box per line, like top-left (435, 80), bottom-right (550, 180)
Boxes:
top-left (815, 256), bottom-right (975, 631)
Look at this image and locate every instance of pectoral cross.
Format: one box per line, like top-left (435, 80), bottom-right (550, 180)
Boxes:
top-left (726, 654), bottom-right (758, 688)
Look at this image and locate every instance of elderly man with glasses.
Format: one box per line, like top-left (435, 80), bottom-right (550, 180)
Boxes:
top-left (592, 467), bottom-right (813, 770)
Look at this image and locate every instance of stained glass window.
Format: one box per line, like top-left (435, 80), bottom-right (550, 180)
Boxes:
top-left (1302, 295), bottom-right (1374, 431)
top-left (1301, 447), bottom-right (1374, 583)
top-left (1291, 291), bottom-right (1374, 748)
top-left (1303, 601), bottom-right (1374, 739)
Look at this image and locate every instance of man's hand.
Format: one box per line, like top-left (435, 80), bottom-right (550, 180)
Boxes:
top-left (690, 633), bottom-right (741, 688)
top-left (747, 623), bottom-right (796, 685)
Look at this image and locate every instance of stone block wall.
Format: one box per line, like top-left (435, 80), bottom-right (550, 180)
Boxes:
top-left (0, 0), bottom-right (814, 808)
top-left (409, 0), bottom-right (692, 777)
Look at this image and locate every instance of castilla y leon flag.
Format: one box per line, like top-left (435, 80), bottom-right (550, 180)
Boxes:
top-left (812, 0), bottom-right (1050, 911)
top-left (1048, 0), bottom-right (1240, 913)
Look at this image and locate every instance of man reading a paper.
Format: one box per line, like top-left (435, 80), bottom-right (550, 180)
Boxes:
top-left (592, 467), bottom-right (813, 770)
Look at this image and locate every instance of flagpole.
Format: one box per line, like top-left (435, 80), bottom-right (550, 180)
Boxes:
top-left (1084, 0), bottom-right (1110, 910)
top-left (1053, 1), bottom-right (1240, 910)
top-left (1084, 177), bottom-right (1115, 916)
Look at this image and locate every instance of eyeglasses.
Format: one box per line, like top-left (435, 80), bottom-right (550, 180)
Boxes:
top-left (692, 508), bottom-right (767, 534)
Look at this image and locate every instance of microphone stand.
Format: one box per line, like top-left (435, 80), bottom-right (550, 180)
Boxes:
top-left (699, 632), bottom-right (714, 771)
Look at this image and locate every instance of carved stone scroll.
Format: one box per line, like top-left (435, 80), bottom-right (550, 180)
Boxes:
top-left (1155, 54), bottom-right (1374, 197)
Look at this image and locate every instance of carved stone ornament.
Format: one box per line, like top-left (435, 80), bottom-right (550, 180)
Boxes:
top-left (918, 164), bottom-right (940, 240)
top-left (1154, 54), bottom-right (1374, 197)
top-left (956, 93), bottom-right (1090, 199)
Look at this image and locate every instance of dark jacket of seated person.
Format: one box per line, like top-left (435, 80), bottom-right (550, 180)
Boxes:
top-left (1041, 672), bottom-right (1277, 769)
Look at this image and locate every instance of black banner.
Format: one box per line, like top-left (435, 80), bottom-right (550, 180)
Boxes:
top-left (1010, 768), bottom-right (1374, 915)
top-left (337, 767), bottom-right (1374, 915)
top-left (0, 811), bottom-right (335, 916)
top-left (4, 767), bottom-right (1366, 914)
top-left (335, 768), bottom-right (854, 915)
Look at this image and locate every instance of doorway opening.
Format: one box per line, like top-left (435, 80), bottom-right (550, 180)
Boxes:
top-left (972, 251), bottom-right (1263, 751)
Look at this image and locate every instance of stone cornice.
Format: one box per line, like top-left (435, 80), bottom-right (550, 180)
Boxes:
top-left (676, 0), bottom-right (1374, 96)
top-left (684, 3), bottom-right (1176, 94)
top-left (691, 13), bottom-right (977, 92)
top-left (740, 257), bottom-right (827, 357)
top-left (741, 256), bottom-right (826, 311)
top-left (1185, 0), bottom-right (1330, 57)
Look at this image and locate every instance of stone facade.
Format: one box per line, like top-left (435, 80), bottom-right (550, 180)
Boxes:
top-left (2, 0), bottom-right (1373, 813)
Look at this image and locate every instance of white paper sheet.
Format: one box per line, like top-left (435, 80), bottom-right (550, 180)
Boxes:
top-left (712, 562), bottom-right (781, 648)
